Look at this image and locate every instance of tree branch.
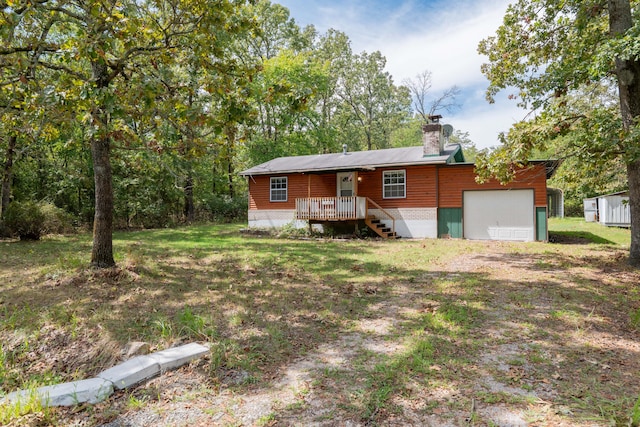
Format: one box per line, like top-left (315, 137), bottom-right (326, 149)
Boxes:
top-left (37, 61), bottom-right (90, 81)
top-left (0, 44), bottom-right (58, 55)
top-left (42, 5), bottom-right (91, 24)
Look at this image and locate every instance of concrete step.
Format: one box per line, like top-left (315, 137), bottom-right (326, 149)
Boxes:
top-left (5, 378), bottom-right (113, 407)
top-left (98, 355), bottom-right (159, 390)
top-left (2, 342), bottom-right (210, 408)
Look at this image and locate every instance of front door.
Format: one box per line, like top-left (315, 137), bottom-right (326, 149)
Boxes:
top-left (337, 172), bottom-right (354, 197)
top-left (336, 172), bottom-right (355, 217)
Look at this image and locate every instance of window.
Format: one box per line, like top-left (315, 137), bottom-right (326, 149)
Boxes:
top-left (383, 170), bottom-right (406, 199)
top-left (270, 177), bottom-right (288, 202)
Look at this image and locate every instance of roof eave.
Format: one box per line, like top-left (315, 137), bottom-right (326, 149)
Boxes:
top-left (239, 159), bottom-right (452, 177)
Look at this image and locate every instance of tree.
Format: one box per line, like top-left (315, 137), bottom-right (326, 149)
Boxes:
top-left (477, 0), bottom-right (640, 265)
top-left (233, 1), bottom-right (329, 166)
top-left (2, 0), bottom-right (253, 267)
top-left (402, 70), bottom-right (460, 124)
top-left (337, 51), bottom-right (411, 150)
top-left (1, 134), bottom-right (17, 218)
top-left (245, 49), bottom-right (329, 163)
top-left (450, 130), bottom-right (479, 162)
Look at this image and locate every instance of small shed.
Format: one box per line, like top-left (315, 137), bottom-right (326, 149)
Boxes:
top-left (597, 191), bottom-right (630, 227)
top-left (583, 191), bottom-right (630, 227)
top-left (583, 198), bottom-right (597, 222)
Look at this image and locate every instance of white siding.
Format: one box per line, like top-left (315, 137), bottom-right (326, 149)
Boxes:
top-left (463, 190), bottom-right (535, 242)
top-left (598, 195), bottom-right (631, 227)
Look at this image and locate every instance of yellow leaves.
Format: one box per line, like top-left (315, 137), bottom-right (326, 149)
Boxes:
top-left (40, 121), bottom-right (61, 142)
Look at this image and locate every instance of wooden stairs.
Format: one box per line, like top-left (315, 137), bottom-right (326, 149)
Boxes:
top-left (365, 215), bottom-right (400, 239)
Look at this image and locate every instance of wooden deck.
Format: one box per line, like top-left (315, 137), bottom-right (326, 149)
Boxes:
top-left (295, 197), bottom-right (398, 238)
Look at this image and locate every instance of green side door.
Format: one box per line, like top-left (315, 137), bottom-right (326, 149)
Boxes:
top-left (438, 208), bottom-right (462, 238)
top-left (536, 207), bottom-right (547, 241)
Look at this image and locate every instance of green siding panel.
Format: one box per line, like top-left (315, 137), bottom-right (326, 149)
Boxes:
top-left (438, 208), bottom-right (462, 238)
top-left (536, 207), bottom-right (547, 241)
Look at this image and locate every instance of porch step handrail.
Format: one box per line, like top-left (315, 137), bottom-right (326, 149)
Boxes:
top-left (365, 198), bottom-right (395, 235)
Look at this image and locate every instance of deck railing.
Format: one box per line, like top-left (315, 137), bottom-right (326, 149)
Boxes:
top-left (295, 196), bottom-right (366, 220)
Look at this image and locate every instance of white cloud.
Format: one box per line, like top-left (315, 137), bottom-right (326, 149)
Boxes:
top-left (358, 1), bottom-right (511, 90)
top-left (276, 0), bottom-right (521, 149)
top-left (450, 93), bottom-right (528, 149)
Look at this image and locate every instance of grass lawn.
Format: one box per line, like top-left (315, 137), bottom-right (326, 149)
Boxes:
top-left (549, 217), bottom-right (632, 246)
top-left (1, 218), bottom-right (639, 426)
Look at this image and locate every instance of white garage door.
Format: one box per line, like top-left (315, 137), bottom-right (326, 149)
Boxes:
top-left (463, 190), bottom-right (534, 241)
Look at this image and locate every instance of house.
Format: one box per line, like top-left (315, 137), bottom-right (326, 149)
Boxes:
top-left (240, 122), bottom-right (558, 241)
top-left (584, 191), bottom-right (630, 227)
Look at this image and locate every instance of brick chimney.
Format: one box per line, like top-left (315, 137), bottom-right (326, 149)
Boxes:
top-left (422, 123), bottom-right (444, 157)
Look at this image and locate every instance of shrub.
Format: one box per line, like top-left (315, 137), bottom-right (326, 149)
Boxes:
top-left (3, 202), bottom-right (74, 240)
top-left (564, 199), bottom-right (584, 217)
top-left (40, 203), bottom-right (75, 234)
top-left (202, 194), bottom-right (248, 222)
top-left (3, 201), bottom-right (46, 240)
top-left (277, 221), bottom-right (310, 238)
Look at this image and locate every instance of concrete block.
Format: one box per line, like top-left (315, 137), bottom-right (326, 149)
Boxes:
top-left (98, 355), bottom-right (160, 390)
top-left (4, 378), bottom-right (113, 407)
top-left (148, 342), bottom-right (209, 371)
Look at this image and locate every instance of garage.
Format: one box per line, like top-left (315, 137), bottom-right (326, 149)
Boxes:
top-left (463, 189), bottom-right (535, 241)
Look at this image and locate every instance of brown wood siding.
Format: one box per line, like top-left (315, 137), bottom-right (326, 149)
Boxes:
top-left (249, 174), bottom-right (311, 210)
top-left (249, 173), bottom-right (338, 210)
top-left (437, 164), bottom-right (548, 208)
top-left (247, 163), bottom-right (547, 211)
top-left (357, 166), bottom-right (437, 208)
top-left (310, 174), bottom-right (336, 197)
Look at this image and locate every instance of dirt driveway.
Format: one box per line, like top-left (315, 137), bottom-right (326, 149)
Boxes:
top-left (48, 242), bottom-right (640, 427)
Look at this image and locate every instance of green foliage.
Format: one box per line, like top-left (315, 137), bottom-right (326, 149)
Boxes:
top-left (478, 1), bottom-right (612, 109)
top-left (0, 0), bottom-right (451, 241)
top-left (450, 130), bottom-right (479, 162)
top-left (177, 307), bottom-right (217, 340)
top-left (202, 194), bottom-right (248, 223)
top-left (549, 217), bottom-right (631, 247)
top-left (632, 394), bottom-right (640, 426)
top-left (4, 201), bottom-right (46, 240)
top-left (477, 0), bottom-right (640, 262)
top-left (0, 387), bottom-right (57, 425)
top-left (0, 222), bottom-right (637, 424)
top-left (549, 153), bottom-right (627, 217)
top-left (631, 308), bottom-right (640, 329)
top-left (1, 0), bottom-right (259, 265)
top-left (390, 116), bottom-right (423, 147)
top-left (336, 50), bottom-right (412, 151)
top-left (275, 221), bottom-right (311, 238)
top-left (40, 203), bottom-right (75, 235)
top-left (3, 200), bottom-right (75, 238)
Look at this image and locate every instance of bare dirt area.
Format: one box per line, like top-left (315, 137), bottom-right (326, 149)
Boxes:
top-left (38, 242), bottom-right (638, 427)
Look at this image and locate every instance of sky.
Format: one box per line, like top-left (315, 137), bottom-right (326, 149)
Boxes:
top-left (274, 0), bottom-right (524, 149)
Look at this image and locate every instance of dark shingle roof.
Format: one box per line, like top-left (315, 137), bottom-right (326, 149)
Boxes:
top-left (240, 144), bottom-right (462, 176)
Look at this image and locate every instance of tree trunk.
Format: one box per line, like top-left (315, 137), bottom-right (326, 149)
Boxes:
top-left (90, 135), bottom-right (115, 267)
top-left (1, 135), bottom-right (17, 218)
top-left (608, 0), bottom-right (640, 265)
top-left (184, 173), bottom-right (195, 223)
top-left (89, 60), bottom-right (116, 268)
top-left (629, 160), bottom-right (640, 265)
top-left (228, 162), bottom-right (234, 197)
top-left (224, 125), bottom-right (236, 197)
